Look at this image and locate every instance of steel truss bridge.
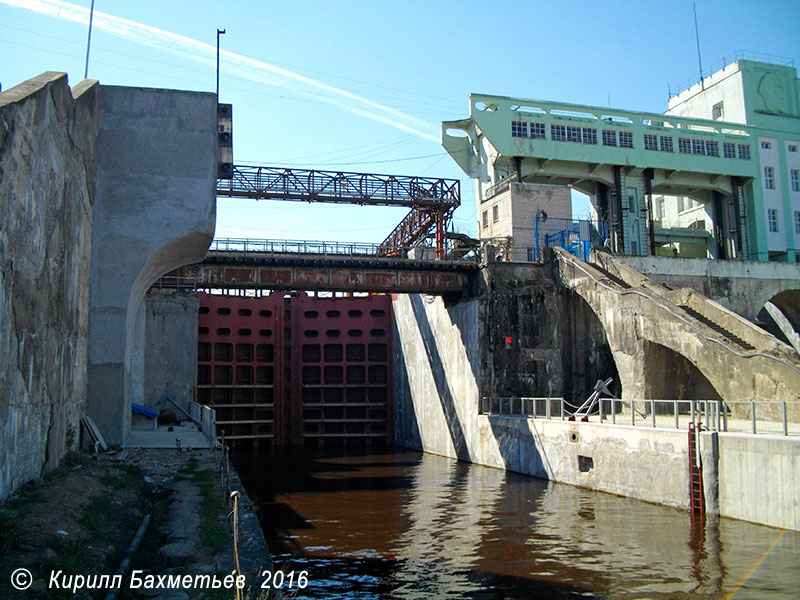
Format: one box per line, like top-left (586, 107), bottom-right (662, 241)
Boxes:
top-left (217, 165), bottom-right (461, 259)
top-left (158, 237), bottom-right (479, 295)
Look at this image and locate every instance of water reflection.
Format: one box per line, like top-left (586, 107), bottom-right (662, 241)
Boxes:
top-left (232, 447), bottom-right (799, 599)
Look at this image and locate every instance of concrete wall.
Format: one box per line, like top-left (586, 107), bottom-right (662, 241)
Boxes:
top-left (716, 433), bottom-right (800, 530)
top-left (615, 255), bottom-right (800, 321)
top-left (0, 73), bottom-right (97, 498)
top-left (394, 266), bottom-right (800, 530)
top-left (87, 85), bottom-right (217, 445)
top-left (480, 262), bottom-right (617, 405)
top-left (143, 289), bottom-right (199, 409)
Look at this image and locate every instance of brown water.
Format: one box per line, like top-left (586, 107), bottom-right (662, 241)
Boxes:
top-left (232, 446), bottom-right (800, 599)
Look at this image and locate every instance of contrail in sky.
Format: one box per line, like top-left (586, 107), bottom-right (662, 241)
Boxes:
top-left (1, 0), bottom-right (440, 142)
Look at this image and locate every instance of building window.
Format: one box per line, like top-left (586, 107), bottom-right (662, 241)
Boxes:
top-left (789, 144), bottom-right (798, 153)
top-left (602, 130), bottom-right (617, 146)
top-left (511, 120), bottom-right (527, 137)
top-left (619, 131), bottom-right (633, 148)
top-left (677, 197), bottom-right (685, 213)
top-left (530, 122), bottom-right (546, 139)
top-left (795, 211), bottom-right (800, 234)
top-left (678, 138), bottom-right (692, 154)
top-left (768, 209), bottom-right (779, 233)
top-left (581, 127), bottom-right (597, 144)
top-left (566, 126), bottom-right (581, 143)
top-left (527, 248), bottom-right (536, 261)
top-left (705, 141), bottom-right (720, 157)
top-left (692, 139), bottom-right (706, 155)
top-left (791, 169), bottom-right (800, 192)
top-left (551, 124), bottom-right (566, 142)
top-left (761, 141), bottom-right (772, 150)
top-left (764, 166), bottom-right (775, 190)
top-left (723, 142), bottom-right (736, 159)
top-left (644, 134), bottom-right (658, 151)
top-left (738, 144), bottom-right (751, 160)
top-left (482, 211), bottom-right (488, 228)
top-left (660, 136), bottom-right (674, 152)
top-left (712, 102), bottom-right (724, 120)
top-left (492, 204), bottom-right (499, 223)
top-left (658, 197), bottom-right (666, 220)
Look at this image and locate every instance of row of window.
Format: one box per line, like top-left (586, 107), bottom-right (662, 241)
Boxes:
top-left (510, 120), bottom-right (751, 159)
top-left (764, 167), bottom-right (800, 192)
top-left (766, 209), bottom-right (800, 234)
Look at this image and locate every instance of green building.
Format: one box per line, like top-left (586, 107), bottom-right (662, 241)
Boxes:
top-left (442, 57), bottom-right (800, 262)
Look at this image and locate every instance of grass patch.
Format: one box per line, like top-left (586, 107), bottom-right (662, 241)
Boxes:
top-left (180, 457), bottom-right (228, 558)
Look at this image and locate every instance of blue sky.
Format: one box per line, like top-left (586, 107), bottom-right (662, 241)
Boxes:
top-left (1, 0), bottom-right (799, 244)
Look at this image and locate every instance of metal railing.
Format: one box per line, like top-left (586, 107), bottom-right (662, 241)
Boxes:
top-left (480, 397), bottom-right (800, 436)
top-left (669, 51), bottom-right (796, 99)
top-left (189, 399), bottom-right (217, 442)
top-left (218, 165), bottom-right (460, 208)
top-left (209, 237), bottom-right (382, 256)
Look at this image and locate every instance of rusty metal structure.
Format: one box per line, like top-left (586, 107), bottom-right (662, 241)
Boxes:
top-left (164, 237), bottom-right (478, 295)
top-left (197, 291), bottom-right (393, 446)
top-left (216, 165), bottom-right (460, 258)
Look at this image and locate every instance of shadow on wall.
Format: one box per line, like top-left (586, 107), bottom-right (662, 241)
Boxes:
top-left (393, 329), bottom-right (423, 450)
top-left (642, 341), bottom-right (722, 401)
top-left (408, 294), bottom-right (471, 462)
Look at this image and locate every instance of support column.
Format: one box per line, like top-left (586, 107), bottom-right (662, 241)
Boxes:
top-left (613, 166), bottom-right (625, 254)
top-left (644, 169), bottom-right (656, 256)
top-left (87, 86), bottom-right (217, 445)
top-left (712, 192), bottom-right (728, 259)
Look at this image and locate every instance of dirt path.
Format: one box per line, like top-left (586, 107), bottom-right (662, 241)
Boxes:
top-left (1, 449), bottom-right (272, 599)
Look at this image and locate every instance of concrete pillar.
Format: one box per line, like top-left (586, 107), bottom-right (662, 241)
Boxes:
top-left (144, 290), bottom-right (199, 409)
top-left (87, 86), bottom-right (216, 445)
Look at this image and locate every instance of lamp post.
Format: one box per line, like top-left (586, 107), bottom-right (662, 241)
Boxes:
top-left (84, 0), bottom-right (95, 79)
top-left (216, 28), bottom-right (226, 99)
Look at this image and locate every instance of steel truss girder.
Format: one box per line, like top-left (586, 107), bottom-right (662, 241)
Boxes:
top-left (218, 165), bottom-right (460, 209)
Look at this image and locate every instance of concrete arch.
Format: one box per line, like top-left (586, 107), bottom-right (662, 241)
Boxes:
top-left (640, 341), bottom-right (721, 401)
top-left (758, 288), bottom-right (800, 355)
top-left (563, 291), bottom-right (621, 404)
top-left (553, 248), bottom-right (800, 403)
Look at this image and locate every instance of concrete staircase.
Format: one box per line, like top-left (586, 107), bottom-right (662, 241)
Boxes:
top-left (552, 247), bottom-right (800, 404)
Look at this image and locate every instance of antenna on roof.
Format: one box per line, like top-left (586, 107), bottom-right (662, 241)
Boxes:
top-left (693, 2), bottom-right (704, 90)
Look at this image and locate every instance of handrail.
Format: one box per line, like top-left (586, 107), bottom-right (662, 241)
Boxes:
top-left (209, 237), bottom-right (382, 256)
top-left (480, 396), bottom-right (800, 436)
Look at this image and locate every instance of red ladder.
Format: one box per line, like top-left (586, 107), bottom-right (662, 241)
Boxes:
top-left (688, 423), bottom-right (705, 518)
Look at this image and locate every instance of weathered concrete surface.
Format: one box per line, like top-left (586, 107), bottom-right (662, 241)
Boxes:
top-left (143, 289), bottom-right (199, 409)
top-left (394, 258), bottom-right (800, 530)
top-left (87, 86), bottom-right (217, 445)
top-left (615, 255), bottom-right (800, 323)
top-left (557, 248), bottom-right (800, 405)
top-left (480, 261), bottom-right (617, 405)
top-left (715, 433), bottom-right (800, 531)
top-left (0, 73), bottom-right (97, 498)
top-left (477, 417), bottom-right (691, 509)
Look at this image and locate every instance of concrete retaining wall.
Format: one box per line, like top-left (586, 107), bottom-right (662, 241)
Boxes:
top-left (394, 289), bottom-right (800, 530)
top-left (0, 73), bottom-right (97, 498)
top-left (716, 433), bottom-right (799, 530)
